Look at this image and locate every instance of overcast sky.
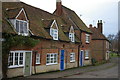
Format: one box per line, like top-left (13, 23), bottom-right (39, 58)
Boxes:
top-left (18, 0), bottom-right (119, 36)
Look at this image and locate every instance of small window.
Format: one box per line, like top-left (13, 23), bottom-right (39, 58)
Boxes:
top-left (36, 53), bottom-right (40, 64)
top-left (16, 19), bottom-right (28, 36)
top-left (46, 53), bottom-right (58, 65)
top-left (86, 34), bottom-right (90, 43)
top-left (69, 26), bottom-right (75, 42)
top-left (69, 33), bottom-right (75, 42)
top-left (50, 20), bottom-right (58, 40)
top-left (50, 28), bottom-right (58, 40)
top-left (8, 51), bottom-right (24, 68)
top-left (85, 50), bottom-right (89, 59)
top-left (106, 41), bottom-right (109, 49)
top-left (70, 53), bottom-right (75, 62)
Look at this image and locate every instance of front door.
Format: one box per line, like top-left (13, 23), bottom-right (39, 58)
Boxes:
top-left (60, 50), bottom-right (64, 71)
top-left (24, 52), bottom-right (32, 76)
top-left (80, 50), bottom-right (84, 66)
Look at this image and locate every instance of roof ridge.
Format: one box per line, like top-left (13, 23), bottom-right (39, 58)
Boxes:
top-left (20, 2), bottom-right (57, 17)
top-left (62, 5), bottom-right (75, 13)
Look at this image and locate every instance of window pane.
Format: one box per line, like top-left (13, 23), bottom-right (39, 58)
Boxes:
top-left (9, 53), bottom-right (13, 66)
top-left (70, 53), bottom-right (75, 62)
top-left (51, 54), bottom-right (53, 57)
top-left (20, 21), bottom-right (24, 33)
top-left (19, 53), bottom-right (23, 65)
top-left (36, 53), bottom-right (40, 64)
top-left (24, 22), bottom-right (28, 33)
top-left (15, 53), bottom-right (18, 65)
top-left (16, 20), bottom-right (19, 32)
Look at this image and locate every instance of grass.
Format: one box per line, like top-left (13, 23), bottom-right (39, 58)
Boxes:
top-left (110, 53), bottom-right (120, 58)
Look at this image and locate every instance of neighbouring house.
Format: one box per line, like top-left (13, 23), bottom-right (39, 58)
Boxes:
top-left (89, 20), bottom-right (110, 62)
top-left (2, 0), bottom-right (109, 78)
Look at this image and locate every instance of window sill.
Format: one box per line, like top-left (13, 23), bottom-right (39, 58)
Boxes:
top-left (8, 65), bottom-right (24, 69)
top-left (70, 60), bottom-right (75, 63)
top-left (84, 58), bottom-right (89, 60)
top-left (53, 39), bottom-right (58, 41)
top-left (36, 63), bottom-right (40, 65)
top-left (46, 63), bottom-right (58, 66)
top-left (18, 33), bottom-right (29, 36)
top-left (86, 42), bottom-right (90, 44)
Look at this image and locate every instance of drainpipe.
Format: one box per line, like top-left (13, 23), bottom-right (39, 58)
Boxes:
top-left (33, 51), bottom-right (37, 74)
top-left (77, 45), bottom-right (80, 67)
top-left (103, 41), bottom-right (105, 61)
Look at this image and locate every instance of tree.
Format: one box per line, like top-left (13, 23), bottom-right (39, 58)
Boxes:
top-left (107, 33), bottom-right (118, 53)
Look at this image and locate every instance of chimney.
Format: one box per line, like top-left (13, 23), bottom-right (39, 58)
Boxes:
top-left (97, 20), bottom-right (103, 33)
top-left (89, 24), bottom-right (93, 28)
top-left (56, 0), bottom-right (63, 16)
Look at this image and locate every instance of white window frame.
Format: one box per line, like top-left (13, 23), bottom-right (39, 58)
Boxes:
top-left (46, 53), bottom-right (58, 65)
top-left (36, 53), bottom-right (40, 64)
top-left (70, 53), bottom-right (75, 62)
top-left (50, 28), bottom-right (58, 40)
top-left (50, 20), bottom-right (58, 40)
top-left (69, 26), bottom-right (75, 42)
top-left (69, 33), bottom-right (75, 42)
top-left (8, 51), bottom-right (25, 68)
top-left (15, 8), bottom-right (28, 21)
top-left (85, 50), bottom-right (89, 59)
top-left (106, 41), bottom-right (109, 49)
top-left (15, 19), bottom-right (29, 36)
top-left (86, 34), bottom-right (90, 43)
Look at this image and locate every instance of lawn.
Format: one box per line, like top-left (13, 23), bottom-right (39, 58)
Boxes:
top-left (110, 53), bottom-right (120, 57)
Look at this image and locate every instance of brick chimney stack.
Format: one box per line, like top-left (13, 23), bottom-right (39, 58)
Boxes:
top-left (89, 24), bottom-right (93, 28)
top-left (56, 0), bottom-right (63, 16)
top-left (97, 20), bottom-right (103, 33)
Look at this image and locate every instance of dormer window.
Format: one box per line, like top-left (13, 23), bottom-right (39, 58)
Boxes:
top-left (50, 20), bottom-right (58, 40)
top-left (10, 8), bottom-right (29, 36)
top-left (69, 26), bottom-right (75, 42)
top-left (16, 19), bottom-right (28, 36)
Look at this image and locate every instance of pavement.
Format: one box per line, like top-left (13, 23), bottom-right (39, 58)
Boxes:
top-left (23, 57), bottom-right (119, 78)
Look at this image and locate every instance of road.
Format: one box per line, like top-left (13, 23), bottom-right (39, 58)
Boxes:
top-left (65, 64), bottom-right (118, 78)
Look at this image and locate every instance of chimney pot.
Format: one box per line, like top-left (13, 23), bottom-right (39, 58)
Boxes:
top-left (100, 20), bottom-right (102, 23)
top-left (89, 24), bottom-right (92, 28)
top-left (97, 20), bottom-right (103, 33)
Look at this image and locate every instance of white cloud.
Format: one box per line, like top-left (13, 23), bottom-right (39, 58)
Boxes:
top-left (19, 0), bottom-right (119, 36)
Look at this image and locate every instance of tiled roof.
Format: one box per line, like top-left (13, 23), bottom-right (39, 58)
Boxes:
top-left (2, 2), bottom-right (74, 42)
top-left (89, 27), bottom-right (108, 40)
top-left (54, 6), bottom-right (92, 34)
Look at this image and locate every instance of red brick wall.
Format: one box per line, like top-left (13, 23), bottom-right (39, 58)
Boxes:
top-left (32, 39), bottom-right (79, 66)
top-left (91, 40), bottom-right (108, 62)
top-left (80, 32), bottom-right (92, 60)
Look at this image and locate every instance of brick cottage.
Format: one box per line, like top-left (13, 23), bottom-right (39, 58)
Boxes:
top-left (2, 0), bottom-right (110, 78)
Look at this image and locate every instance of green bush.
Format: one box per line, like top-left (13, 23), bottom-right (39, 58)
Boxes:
top-left (2, 34), bottom-right (40, 78)
top-left (91, 58), bottom-right (97, 66)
